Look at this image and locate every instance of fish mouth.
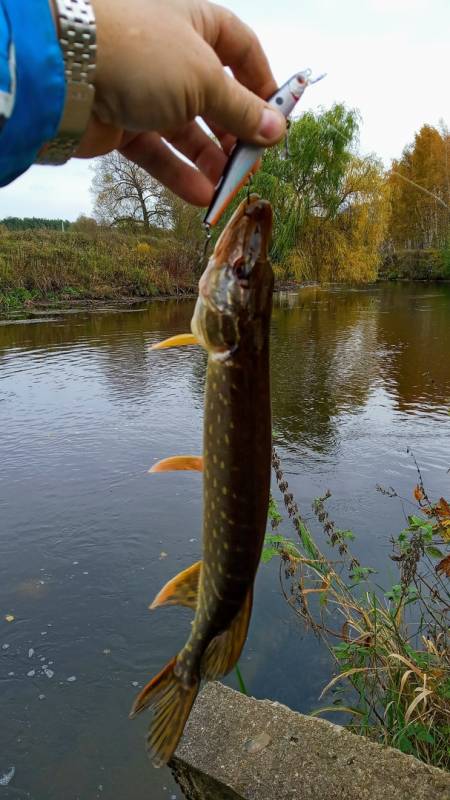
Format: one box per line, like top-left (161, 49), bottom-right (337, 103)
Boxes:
top-left (213, 195), bottom-right (273, 277)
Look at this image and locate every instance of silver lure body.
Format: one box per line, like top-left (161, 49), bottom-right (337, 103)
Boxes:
top-left (204, 70), bottom-right (325, 228)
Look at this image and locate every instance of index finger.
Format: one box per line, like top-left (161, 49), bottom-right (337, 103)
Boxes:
top-left (207, 4), bottom-right (278, 100)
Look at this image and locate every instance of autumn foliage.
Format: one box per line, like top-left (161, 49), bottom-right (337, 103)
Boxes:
top-left (387, 123), bottom-right (450, 255)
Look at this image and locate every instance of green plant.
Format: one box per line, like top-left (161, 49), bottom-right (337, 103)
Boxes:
top-left (263, 448), bottom-right (450, 770)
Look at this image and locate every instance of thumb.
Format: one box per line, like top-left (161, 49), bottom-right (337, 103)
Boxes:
top-left (206, 68), bottom-right (286, 146)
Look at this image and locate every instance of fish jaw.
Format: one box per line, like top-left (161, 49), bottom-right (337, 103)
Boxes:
top-left (192, 195), bottom-right (273, 358)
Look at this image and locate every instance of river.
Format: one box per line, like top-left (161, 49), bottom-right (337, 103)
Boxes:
top-left (1, 283), bottom-right (449, 799)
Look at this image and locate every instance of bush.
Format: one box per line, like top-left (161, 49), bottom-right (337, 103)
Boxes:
top-left (264, 449), bottom-right (450, 770)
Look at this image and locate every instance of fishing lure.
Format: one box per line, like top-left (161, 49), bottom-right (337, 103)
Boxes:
top-left (204, 69), bottom-right (326, 229)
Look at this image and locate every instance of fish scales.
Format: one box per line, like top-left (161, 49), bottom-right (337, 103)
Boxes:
top-left (131, 196), bottom-right (274, 766)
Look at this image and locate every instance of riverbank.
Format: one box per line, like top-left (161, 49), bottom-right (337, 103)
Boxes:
top-left (0, 228), bottom-right (322, 313)
top-left (0, 227), bottom-right (199, 311)
top-left (2, 227), bottom-right (449, 312)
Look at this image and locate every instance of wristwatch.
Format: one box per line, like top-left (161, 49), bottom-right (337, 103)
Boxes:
top-left (37, 0), bottom-right (97, 165)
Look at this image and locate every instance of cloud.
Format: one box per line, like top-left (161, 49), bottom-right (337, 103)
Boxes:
top-left (0, 160), bottom-right (94, 220)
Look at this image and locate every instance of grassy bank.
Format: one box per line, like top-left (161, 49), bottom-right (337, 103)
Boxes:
top-left (0, 228), bottom-right (199, 310)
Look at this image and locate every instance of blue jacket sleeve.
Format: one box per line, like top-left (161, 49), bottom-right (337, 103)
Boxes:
top-left (0, 0), bottom-right (66, 187)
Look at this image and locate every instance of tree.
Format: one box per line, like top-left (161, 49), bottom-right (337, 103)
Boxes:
top-left (217, 103), bottom-right (389, 282)
top-left (161, 188), bottom-right (204, 249)
top-left (71, 215), bottom-right (98, 233)
top-left (250, 103), bottom-right (360, 264)
top-left (0, 217), bottom-right (70, 231)
top-left (388, 124), bottom-right (450, 250)
top-left (91, 152), bottom-right (170, 230)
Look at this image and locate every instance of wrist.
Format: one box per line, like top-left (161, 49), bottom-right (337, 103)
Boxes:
top-left (37, 0), bottom-right (97, 165)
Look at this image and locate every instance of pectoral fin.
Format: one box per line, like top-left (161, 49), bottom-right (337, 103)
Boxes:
top-left (149, 456), bottom-right (204, 473)
top-left (201, 588), bottom-right (253, 679)
top-left (151, 333), bottom-right (199, 350)
top-left (150, 561), bottom-right (202, 610)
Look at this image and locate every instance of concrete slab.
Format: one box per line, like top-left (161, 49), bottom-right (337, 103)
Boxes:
top-left (171, 683), bottom-right (450, 800)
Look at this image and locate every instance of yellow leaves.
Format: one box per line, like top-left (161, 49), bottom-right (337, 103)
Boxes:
top-left (136, 242), bottom-right (151, 256)
top-left (413, 484), bottom-right (424, 502)
top-left (420, 494), bottom-right (450, 540)
top-left (435, 554), bottom-right (450, 577)
top-left (433, 497), bottom-right (450, 542)
top-left (434, 497), bottom-right (450, 520)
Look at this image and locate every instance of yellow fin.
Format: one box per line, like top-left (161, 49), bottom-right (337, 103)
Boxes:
top-left (151, 333), bottom-right (199, 350)
top-left (150, 561), bottom-right (202, 610)
top-left (129, 657), bottom-right (199, 767)
top-left (149, 456), bottom-right (204, 474)
top-left (201, 589), bottom-right (253, 680)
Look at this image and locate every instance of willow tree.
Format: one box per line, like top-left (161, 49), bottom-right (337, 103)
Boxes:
top-left (253, 104), bottom-right (358, 258)
top-left (243, 104), bottom-right (389, 282)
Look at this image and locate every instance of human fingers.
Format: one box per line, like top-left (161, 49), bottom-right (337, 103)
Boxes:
top-left (165, 121), bottom-right (227, 185)
top-left (203, 119), bottom-right (236, 156)
top-left (121, 132), bottom-right (214, 206)
top-left (207, 4), bottom-right (277, 100)
top-left (204, 63), bottom-right (286, 146)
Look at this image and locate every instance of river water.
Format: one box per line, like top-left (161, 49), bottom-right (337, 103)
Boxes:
top-left (1, 284), bottom-right (449, 799)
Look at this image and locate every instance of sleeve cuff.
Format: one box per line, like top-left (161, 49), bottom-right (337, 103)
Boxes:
top-left (0, 0), bottom-right (66, 187)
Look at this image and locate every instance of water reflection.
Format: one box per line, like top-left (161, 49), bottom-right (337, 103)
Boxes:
top-left (1, 284), bottom-right (450, 799)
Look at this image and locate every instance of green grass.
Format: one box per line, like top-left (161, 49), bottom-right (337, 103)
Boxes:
top-left (0, 228), bottom-right (198, 309)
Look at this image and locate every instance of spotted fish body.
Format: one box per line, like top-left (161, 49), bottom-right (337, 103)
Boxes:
top-left (131, 196), bottom-right (274, 766)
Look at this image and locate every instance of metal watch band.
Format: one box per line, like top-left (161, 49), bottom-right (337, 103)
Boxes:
top-left (37, 0), bottom-right (96, 166)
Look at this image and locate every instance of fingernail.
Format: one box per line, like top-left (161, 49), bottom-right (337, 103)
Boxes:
top-left (258, 107), bottom-right (285, 141)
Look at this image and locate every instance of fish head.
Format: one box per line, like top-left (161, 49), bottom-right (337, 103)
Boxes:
top-left (192, 195), bottom-right (273, 357)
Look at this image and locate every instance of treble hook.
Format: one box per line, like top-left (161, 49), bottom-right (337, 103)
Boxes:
top-left (246, 173), bottom-right (253, 204)
top-left (282, 118), bottom-right (291, 161)
top-left (197, 223), bottom-right (212, 272)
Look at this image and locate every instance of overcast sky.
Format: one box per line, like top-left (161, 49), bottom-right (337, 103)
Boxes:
top-left (1, 0), bottom-right (448, 220)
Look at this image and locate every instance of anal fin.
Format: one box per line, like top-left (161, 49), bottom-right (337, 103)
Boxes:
top-left (130, 657), bottom-right (199, 767)
top-left (201, 588), bottom-right (253, 680)
top-left (150, 561), bottom-right (202, 610)
top-left (149, 456), bottom-right (203, 474)
top-left (151, 333), bottom-right (199, 350)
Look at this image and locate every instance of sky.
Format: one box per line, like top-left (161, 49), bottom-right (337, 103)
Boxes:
top-left (0, 0), bottom-right (448, 221)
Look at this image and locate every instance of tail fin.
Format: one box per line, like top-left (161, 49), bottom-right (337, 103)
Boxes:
top-left (130, 658), bottom-right (199, 767)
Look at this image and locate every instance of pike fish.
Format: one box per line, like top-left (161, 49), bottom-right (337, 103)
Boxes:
top-left (130, 196), bottom-right (274, 766)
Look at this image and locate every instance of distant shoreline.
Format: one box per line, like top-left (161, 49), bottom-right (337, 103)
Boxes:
top-left (2, 278), bottom-right (449, 320)
top-left (0, 282), bottom-right (324, 319)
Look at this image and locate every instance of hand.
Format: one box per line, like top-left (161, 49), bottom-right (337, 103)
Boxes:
top-left (75, 0), bottom-right (286, 205)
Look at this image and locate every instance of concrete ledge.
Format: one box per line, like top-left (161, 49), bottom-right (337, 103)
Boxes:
top-left (171, 683), bottom-right (450, 800)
